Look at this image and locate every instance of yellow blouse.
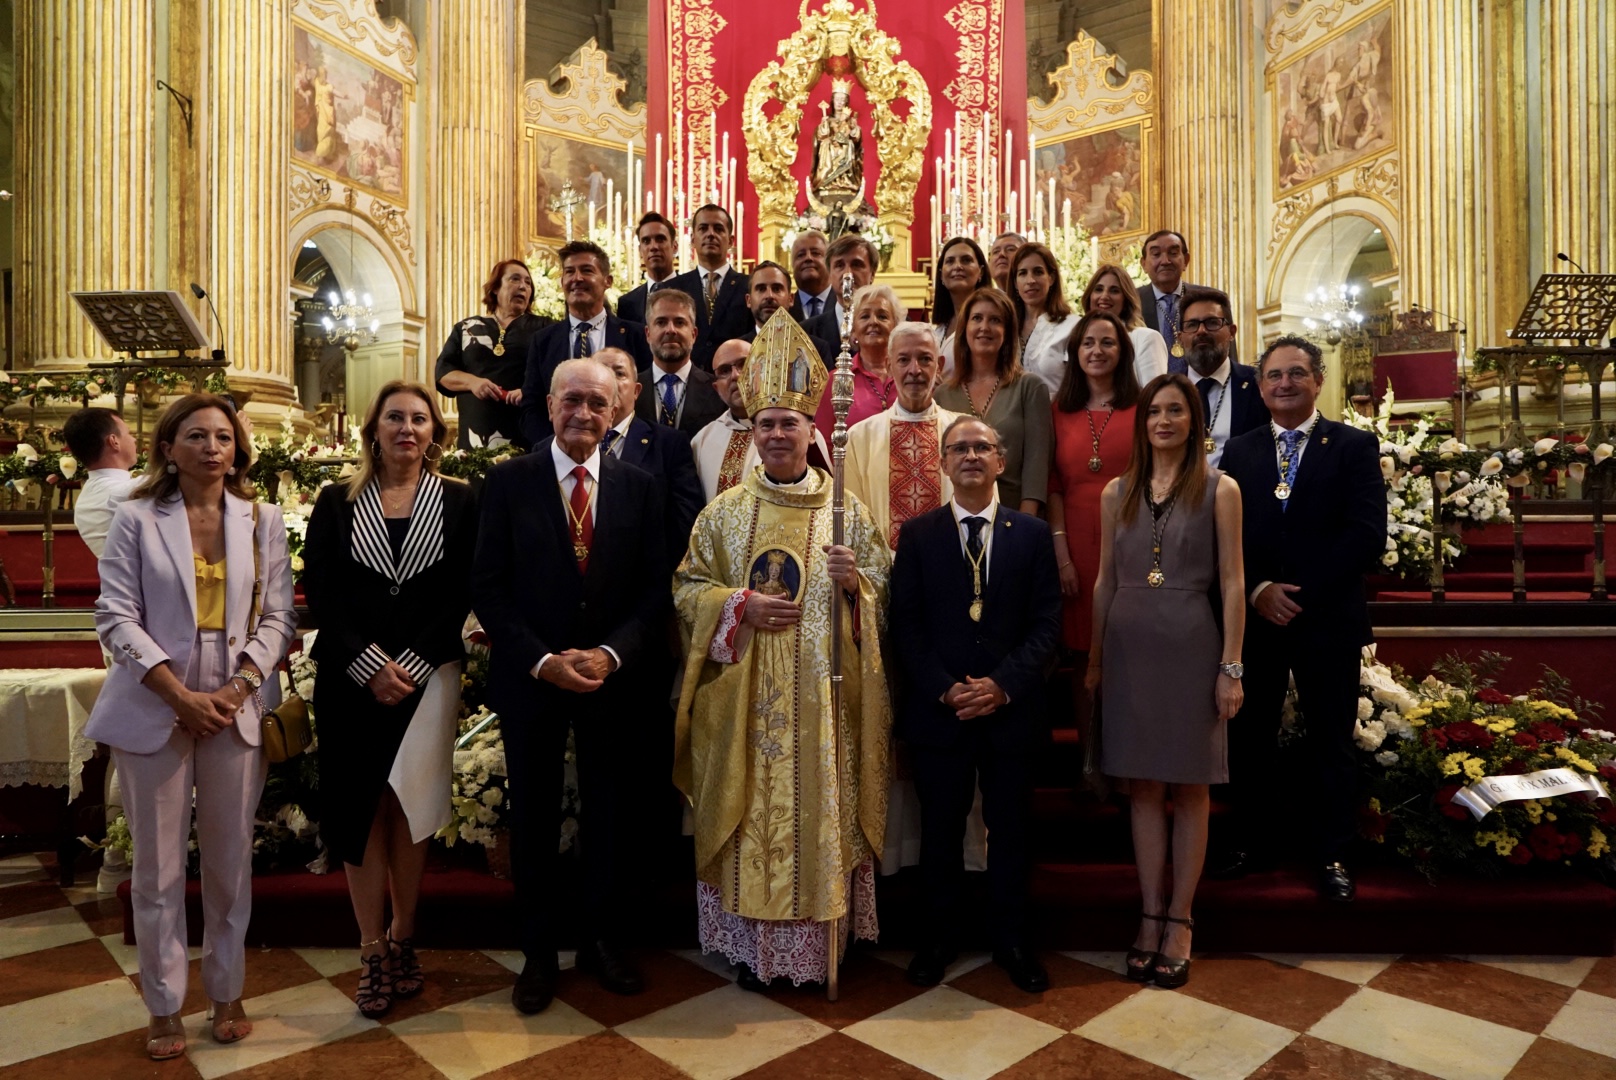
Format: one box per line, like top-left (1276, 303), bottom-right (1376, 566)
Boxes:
top-left (194, 555), bottom-right (227, 630)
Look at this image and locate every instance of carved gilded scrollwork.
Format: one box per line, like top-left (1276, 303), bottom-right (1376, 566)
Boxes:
top-left (741, 0), bottom-right (931, 225)
top-left (368, 198), bottom-right (415, 266)
top-left (1264, 0), bottom-right (1376, 59)
top-left (289, 171), bottom-right (333, 217)
top-left (291, 0), bottom-right (417, 72)
top-left (522, 39), bottom-right (646, 142)
top-left (1268, 191), bottom-right (1315, 258)
top-left (1353, 156), bottom-right (1399, 199)
top-left (1027, 31), bottom-right (1153, 129)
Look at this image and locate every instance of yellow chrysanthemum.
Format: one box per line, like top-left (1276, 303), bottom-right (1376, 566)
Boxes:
top-left (1405, 705), bottom-right (1432, 722)
top-left (1463, 757), bottom-right (1487, 781)
top-left (1524, 799), bottom-right (1544, 824)
top-left (1589, 828), bottom-right (1610, 859)
top-left (1441, 752), bottom-right (1468, 777)
top-left (1494, 834), bottom-right (1518, 856)
top-left (1553, 747), bottom-right (1598, 772)
top-left (1368, 798), bottom-right (1382, 813)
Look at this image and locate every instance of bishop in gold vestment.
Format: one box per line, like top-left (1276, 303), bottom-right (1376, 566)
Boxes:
top-left (673, 310), bottom-right (892, 987)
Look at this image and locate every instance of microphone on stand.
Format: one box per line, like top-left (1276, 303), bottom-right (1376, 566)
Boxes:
top-left (1409, 303), bottom-right (1467, 334)
top-left (1555, 252), bottom-right (1588, 273)
top-left (189, 282), bottom-right (228, 365)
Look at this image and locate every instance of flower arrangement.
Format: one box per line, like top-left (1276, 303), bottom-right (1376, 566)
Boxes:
top-left (523, 249), bottom-right (583, 321)
top-left (783, 211), bottom-right (895, 269)
top-left (1352, 650), bottom-right (1616, 881)
top-left (439, 708), bottom-right (509, 849)
top-left (0, 442), bottom-right (81, 509)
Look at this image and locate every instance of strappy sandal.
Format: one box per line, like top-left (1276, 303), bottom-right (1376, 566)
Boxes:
top-left (389, 930), bottom-right (424, 999)
top-left (208, 998), bottom-right (252, 1043)
top-left (356, 938), bottom-right (394, 1019)
top-left (1126, 913), bottom-right (1164, 982)
top-left (147, 1013), bottom-right (186, 1060)
top-left (1153, 915), bottom-right (1195, 989)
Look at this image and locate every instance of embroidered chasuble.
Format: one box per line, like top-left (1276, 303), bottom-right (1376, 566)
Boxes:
top-left (843, 402), bottom-right (966, 552)
top-left (674, 466), bottom-right (892, 953)
top-left (716, 429), bottom-right (751, 494)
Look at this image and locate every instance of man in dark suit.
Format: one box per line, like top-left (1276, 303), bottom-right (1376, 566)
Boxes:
top-left (520, 239), bottom-right (652, 445)
top-left (634, 287), bottom-right (727, 439)
top-left (473, 358), bottom-right (669, 1013)
top-left (665, 204), bottom-right (750, 370)
top-left (1136, 229), bottom-right (1237, 371)
top-left (1179, 287), bottom-right (1270, 467)
top-left (803, 232), bottom-right (879, 345)
top-left (594, 347), bottom-right (702, 569)
top-left (790, 229), bottom-right (834, 320)
top-left (890, 415), bottom-right (1063, 993)
top-left (615, 212), bottom-right (679, 325)
top-left (1216, 335), bottom-right (1384, 902)
top-left (741, 261), bottom-right (838, 367)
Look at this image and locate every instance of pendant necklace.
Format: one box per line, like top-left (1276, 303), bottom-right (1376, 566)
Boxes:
top-left (1085, 402), bottom-right (1114, 472)
top-left (859, 366), bottom-right (891, 411)
top-left (564, 481), bottom-right (595, 561)
top-left (967, 374), bottom-right (1001, 419)
top-left (1169, 290), bottom-right (1187, 358)
top-left (1202, 380), bottom-right (1227, 455)
top-left (1147, 489), bottom-right (1179, 588)
top-left (491, 317), bottom-right (510, 357)
top-left (965, 533), bottom-right (988, 622)
top-left (1272, 414), bottom-right (1321, 501)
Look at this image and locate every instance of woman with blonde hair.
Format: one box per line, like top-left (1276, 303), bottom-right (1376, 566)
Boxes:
top-left (303, 381), bottom-right (479, 1018)
top-left (813, 281), bottom-right (903, 433)
top-left (934, 287), bottom-right (1052, 514)
top-left (86, 394), bottom-right (296, 1059)
top-left (1080, 262), bottom-right (1170, 390)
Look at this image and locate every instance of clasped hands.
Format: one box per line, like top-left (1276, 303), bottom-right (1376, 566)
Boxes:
top-left (943, 676), bottom-right (1006, 720)
top-left (1254, 582), bottom-right (1303, 626)
top-left (175, 680), bottom-right (250, 739)
top-left (538, 648), bottom-right (617, 693)
top-left (367, 661), bottom-right (416, 706)
top-left (471, 376), bottom-right (521, 405)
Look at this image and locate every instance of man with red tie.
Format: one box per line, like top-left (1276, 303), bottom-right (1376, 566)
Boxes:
top-left (473, 358), bottom-right (669, 1014)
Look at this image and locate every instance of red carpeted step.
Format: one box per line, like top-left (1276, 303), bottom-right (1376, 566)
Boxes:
top-left (1376, 590), bottom-right (1597, 603)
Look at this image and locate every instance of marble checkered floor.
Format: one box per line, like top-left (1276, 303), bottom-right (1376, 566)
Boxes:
top-left (3, 853), bottom-right (1616, 1080)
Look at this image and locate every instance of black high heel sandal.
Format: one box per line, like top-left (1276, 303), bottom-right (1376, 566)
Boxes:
top-left (355, 939), bottom-right (394, 1019)
top-left (389, 931), bottom-right (424, 999)
top-left (1152, 915), bottom-right (1194, 989)
top-left (1126, 913), bottom-right (1165, 982)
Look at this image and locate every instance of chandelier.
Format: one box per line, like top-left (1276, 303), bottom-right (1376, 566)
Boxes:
top-left (1302, 283), bottom-right (1364, 346)
top-left (322, 289), bottom-right (379, 352)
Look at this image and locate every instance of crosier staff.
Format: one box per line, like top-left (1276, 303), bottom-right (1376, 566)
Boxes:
top-left (825, 270), bottom-right (856, 1003)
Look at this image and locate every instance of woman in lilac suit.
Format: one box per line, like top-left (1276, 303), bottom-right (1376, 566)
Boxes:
top-left (86, 395), bottom-right (296, 1060)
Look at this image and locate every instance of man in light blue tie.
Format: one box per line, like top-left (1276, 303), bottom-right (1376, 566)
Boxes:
top-left (633, 287), bottom-right (727, 440)
top-left (1135, 229), bottom-right (1239, 374)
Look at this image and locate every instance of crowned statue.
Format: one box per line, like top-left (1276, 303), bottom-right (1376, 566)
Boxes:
top-left (812, 79), bottom-right (864, 204)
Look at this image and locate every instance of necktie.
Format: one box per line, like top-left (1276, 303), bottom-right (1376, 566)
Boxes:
top-left (601, 429), bottom-right (620, 455)
top-left (568, 465), bottom-right (594, 572)
top-left (807, 295), bottom-right (823, 319)
top-left (573, 322), bottom-right (593, 359)
top-left (1160, 292), bottom-right (1178, 347)
top-left (659, 373), bottom-right (680, 427)
top-left (704, 271), bottom-right (720, 317)
top-left (964, 516), bottom-right (986, 564)
top-left (1197, 377), bottom-right (1217, 430)
top-left (1279, 428), bottom-right (1305, 513)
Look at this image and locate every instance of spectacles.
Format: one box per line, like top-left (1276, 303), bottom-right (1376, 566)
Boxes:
top-left (1182, 317), bottom-right (1227, 333)
top-left (945, 441), bottom-right (1000, 457)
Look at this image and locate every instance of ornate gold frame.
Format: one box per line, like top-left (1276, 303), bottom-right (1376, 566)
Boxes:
top-left (289, 20), bottom-right (415, 204)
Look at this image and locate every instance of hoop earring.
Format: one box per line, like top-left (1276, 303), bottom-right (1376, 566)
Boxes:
top-left (370, 439), bottom-right (382, 459)
top-left (165, 461), bottom-right (177, 475)
top-left (424, 443), bottom-right (443, 462)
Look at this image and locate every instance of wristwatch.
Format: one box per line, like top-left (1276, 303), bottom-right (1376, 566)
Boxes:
top-left (1219, 661), bottom-right (1244, 680)
top-left (232, 668), bottom-right (262, 691)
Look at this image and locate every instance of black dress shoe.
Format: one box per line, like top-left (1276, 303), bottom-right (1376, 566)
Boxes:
top-left (906, 944), bottom-right (957, 987)
top-left (1319, 862), bottom-right (1356, 903)
top-left (735, 963), bottom-right (771, 993)
top-left (993, 947), bottom-right (1049, 993)
top-left (511, 958), bottom-right (557, 1015)
top-left (575, 940), bottom-right (644, 995)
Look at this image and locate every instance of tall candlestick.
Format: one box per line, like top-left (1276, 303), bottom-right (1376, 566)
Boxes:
top-left (1062, 197), bottom-right (1070, 234)
top-left (1019, 157), bottom-right (1029, 236)
top-left (1047, 176), bottom-right (1056, 242)
top-left (735, 200), bottom-right (744, 267)
top-left (654, 133), bottom-right (663, 220)
top-left (1004, 128), bottom-right (1013, 230)
top-left (721, 132), bottom-right (730, 204)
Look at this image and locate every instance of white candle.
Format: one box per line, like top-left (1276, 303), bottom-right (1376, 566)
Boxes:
top-left (1018, 156), bottom-right (1029, 235)
top-left (1047, 176), bottom-right (1056, 241)
top-left (721, 133), bottom-right (730, 202)
top-left (654, 133), bottom-right (664, 220)
top-left (1004, 128), bottom-right (1013, 227)
top-left (930, 194), bottom-right (938, 259)
top-left (736, 200), bottom-right (744, 267)
top-left (1062, 197), bottom-right (1070, 234)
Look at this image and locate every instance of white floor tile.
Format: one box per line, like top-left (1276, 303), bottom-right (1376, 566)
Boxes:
top-left (0, 977), bottom-right (148, 1067)
top-left (1059, 951), bottom-right (1133, 977)
top-left (1308, 986), bottom-right (1535, 1080)
top-left (617, 983), bottom-right (831, 1080)
top-left (1253, 952), bottom-right (1398, 985)
top-left (0, 852), bottom-right (45, 890)
top-left (671, 947), bottom-right (740, 982)
top-left (1543, 989), bottom-right (1616, 1058)
top-left (843, 985), bottom-right (1064, 1080)
top-left (1461, 955), bottom-right (1600, 989)
top-left (1077, 986), bottom-right (1295, 1080)
top-left (182, 978), bottom-right (377, 1080)
top-left (391, 989), bottom-right (604, 1080)
top-left (292, 947), bottom-right (360, 979)
top-left (0, 903), bottom-right (94, 960)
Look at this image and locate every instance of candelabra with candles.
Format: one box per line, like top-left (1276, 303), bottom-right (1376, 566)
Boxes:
top-left (321, 289), bottom-right (380, 353)
top-left (1302, 283), bottom-right (1366, 345)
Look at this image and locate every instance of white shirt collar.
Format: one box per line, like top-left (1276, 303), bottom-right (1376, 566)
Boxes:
top-left (762, 467), bottom-right (812, 491)
top-left (652, 358), bottom-right (693, 385)
top-left (891, 399), bottom-right (937, 422)
top-left (1192, 357), bottom-right (1233, 386)
top-left (1272, 408), bottom-right (1321, 435)
top-left (550, 438), bottom-right (602, 483)
top-left (702, 263), bottom-right (733, 281)
top-left (799, 287), bottom-right (834, 308)
top-left (951, 496), bottom-right (999, 527)
top-left (610, 415), bottom-right (633, 440)
top-left (721, 413), bottom-right (752, 431)
top-left (86, 467), bottom-right (137, 482)
top-left (569, 309), bottom-right (607, 331)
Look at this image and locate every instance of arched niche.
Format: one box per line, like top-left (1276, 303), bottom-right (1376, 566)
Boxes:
top-left (289, 213), bottom-right (424, 424)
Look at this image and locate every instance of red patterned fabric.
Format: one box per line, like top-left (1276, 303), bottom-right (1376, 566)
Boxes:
top-left (717, 427), bottom-right (751, 494)
top-left (888, 419), bottom-right (943, 549)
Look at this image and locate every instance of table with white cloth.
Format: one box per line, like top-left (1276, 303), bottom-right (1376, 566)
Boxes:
top-left (0, 667), bottom-right (109, 884)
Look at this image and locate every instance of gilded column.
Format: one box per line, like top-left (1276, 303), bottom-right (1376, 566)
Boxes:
top-left (1395, 0), bottom-right (1494, 344)
top-left (15, 4), bottom-right (156, 366)
top-left (206, 0), bottom-right (296, 403)
top-left (426, 2), bottom-right (517, 357)
top-left (1160, 0), bottom-right (1258, 332)
top-left (1536, 0), bottom-right (1615, 282)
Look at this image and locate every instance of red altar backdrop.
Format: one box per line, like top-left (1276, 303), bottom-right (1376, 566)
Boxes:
top-left (648, 0), bottom-right (1027, 267)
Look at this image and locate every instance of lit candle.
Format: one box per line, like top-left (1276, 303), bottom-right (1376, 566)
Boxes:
top-left (930, 194), bottom-right (938, 259)
top-left (1018, 156), bottom-right (1029, 235)
top-left (736, 200), bottom-right (745, 267)
top-left (654, 133), bottom-right (664, 220)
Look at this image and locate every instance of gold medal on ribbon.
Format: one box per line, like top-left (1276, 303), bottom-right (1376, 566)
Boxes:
top-left (968, 599), bottom-right (983, 622)
top-left (1274, 481), bottom-right (1292, 501)
top-left (1087, 456), bottom-right (1103, 473)
top-left (1147, 568), bottom-right (1165, 588)
top-left (492, 343), bottom-right (506, 357)
top-left (573, 539), bottom-right (589, 560)
top-left (1203, 437), bottom-right (1216, 454)
top-left (1171, 342), bottom-right (1185, 358)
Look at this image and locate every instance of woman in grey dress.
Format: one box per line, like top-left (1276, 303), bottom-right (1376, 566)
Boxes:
top-left (1086, 373), bottom-right (1245, 989)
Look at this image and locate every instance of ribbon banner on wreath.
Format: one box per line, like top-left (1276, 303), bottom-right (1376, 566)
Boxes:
top-left (1451, 768), bottom-right (1613, 822)
top-left (649, 0), bottom-right (1025, 266)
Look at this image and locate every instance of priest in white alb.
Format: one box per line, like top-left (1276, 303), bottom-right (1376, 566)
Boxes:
top-left (674, 309), bottom-right (891, 990)
top-left (691, 337), bottom-right (832, 505)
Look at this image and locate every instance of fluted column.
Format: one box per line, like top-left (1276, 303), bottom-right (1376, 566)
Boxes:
top-left (15, 4), bottom-right (156, 366)
top-left (207, 0), bottom-right (295, 403)
top-left (1536, 0), bottom-right (1615, 279)
top-left (1396, 0), bottom-right (1494, 344)
top-left (426, 2), bottom-right (518, 354)
top-left (1161, 0), bottom-right (1257, 332)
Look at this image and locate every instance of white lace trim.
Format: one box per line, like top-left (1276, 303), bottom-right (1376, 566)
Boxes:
top-left (708, 590), bottom-right (750, 664)
top-left (0, 760), bottom-right (72, 790)
top-left (696, 857), bottom-right (879, 985)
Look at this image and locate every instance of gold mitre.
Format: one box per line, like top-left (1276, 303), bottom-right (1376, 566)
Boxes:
top-left (741, 308), bottom-right (828, 418)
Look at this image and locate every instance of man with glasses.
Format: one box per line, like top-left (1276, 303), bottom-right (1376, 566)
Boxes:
top-left (690, 337), bottom-right (833, 504)
top-left (1178, 288), bottom-right (1269, 467)
top-left (1216, 336), bottom-right (1383, 902)
top-left (889, 415), bottom-right (1062, 992)
top-left (616, 212), bottom-right (679, 324)
top-left (804, 232), bottom-right (881, 346)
